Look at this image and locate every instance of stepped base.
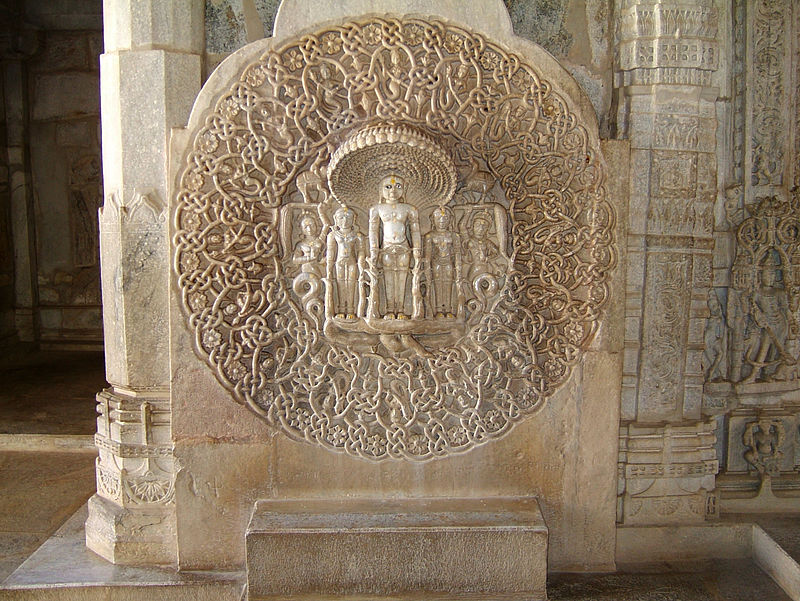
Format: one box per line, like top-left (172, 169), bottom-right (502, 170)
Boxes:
top-left (245, 496), bottom-right (547, 601)
top-left (0, 504), bottom-right (244, 600)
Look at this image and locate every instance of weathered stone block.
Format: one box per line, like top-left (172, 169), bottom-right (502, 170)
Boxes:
top-left (85, 494), bottom-right (176, 566)
top-left (246, 497), bottom-right (547, 600)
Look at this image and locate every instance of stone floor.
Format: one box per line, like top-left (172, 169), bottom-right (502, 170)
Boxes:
top-left (0, 450), bottom-right (96, 582)
top-left (548, 560), bottom-right (792, 600)
top-left (0, 350), bottom-right (104, 435)
top-left (754, 516), bottom-right (800, 565)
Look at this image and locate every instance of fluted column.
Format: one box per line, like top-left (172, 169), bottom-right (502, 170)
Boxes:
top-left (85, 0), bottom-right (203, 565)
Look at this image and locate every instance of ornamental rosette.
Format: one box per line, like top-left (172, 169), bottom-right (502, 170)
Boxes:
top-left (174, 18), bottom-right (615, 461)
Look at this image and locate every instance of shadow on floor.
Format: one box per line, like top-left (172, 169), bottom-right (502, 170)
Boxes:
top-left (0, 349), bottom-right (106, 435)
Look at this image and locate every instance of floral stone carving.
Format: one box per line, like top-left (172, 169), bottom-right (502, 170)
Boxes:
top-left (174, 18), bottom-right (615, 460)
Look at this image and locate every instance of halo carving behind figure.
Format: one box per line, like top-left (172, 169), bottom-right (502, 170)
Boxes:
top-left (173, 17), bottom-right (616, 461)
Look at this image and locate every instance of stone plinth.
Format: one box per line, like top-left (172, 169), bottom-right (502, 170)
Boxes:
top-left (245, 497), bottom-right (547, 601)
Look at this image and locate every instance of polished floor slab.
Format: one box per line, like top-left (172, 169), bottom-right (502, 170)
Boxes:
top-left (1, 505), bottom-right (245, 601)
top-left (0, 451), bottom-right (96, 582)
top-left (549, 559), bottom-right (792, 601)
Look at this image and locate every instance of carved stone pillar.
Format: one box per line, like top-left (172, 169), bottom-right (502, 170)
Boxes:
top-left (615, 0), bottom-right (720, 524)
top-left (2, 35), bottom-right (39, 343)
top-left (85, 0), bottom-right (203, 565)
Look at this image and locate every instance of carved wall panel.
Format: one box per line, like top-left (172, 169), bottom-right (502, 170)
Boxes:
top-left (69, 154), bottom-right (102, 268)
top-left (703, 0), bottom-right (800, 506)
top-left (173, 18), bottom-right (615, 461)
top-left (704, 193), bottom-right (800, 395)
top-left (617, 423), bottom-right (718, 525)
top-left (748, 0), bottom-right (789, 190)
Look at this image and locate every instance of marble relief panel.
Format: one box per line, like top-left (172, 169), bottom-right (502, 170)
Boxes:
top-left (174, 17), bottom-right (616, 461)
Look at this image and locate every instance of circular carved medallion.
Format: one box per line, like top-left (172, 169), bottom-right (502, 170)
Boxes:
top-left (174, 18), bottom-right (616, 460)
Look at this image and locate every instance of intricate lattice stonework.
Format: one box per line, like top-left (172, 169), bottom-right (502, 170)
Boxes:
top-left (174, 18), bottom-right (615, 460)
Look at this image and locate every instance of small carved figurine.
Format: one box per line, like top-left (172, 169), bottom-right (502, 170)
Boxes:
top-left (368, 174), bottom-right (422, 319)
top-left (326, 206), bottom-right (365, 319)
top-left (703, 292), bottom-right (727, 382)
top-left (423, 206), bottom-right (463, 318)
top-left (292, 213), bottom-right (324, 277)
top-left (743, 419), bottom-right (784, 475)
top-left (463, 210), bottom-right (505, 298)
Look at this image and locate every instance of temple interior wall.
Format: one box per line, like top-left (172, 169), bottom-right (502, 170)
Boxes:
top-left (0, 0), bottom-right (103, 349)
top-left (168, 135), bottom-right (627, 571)
top-left (0, 0), bottom-right (799, 578)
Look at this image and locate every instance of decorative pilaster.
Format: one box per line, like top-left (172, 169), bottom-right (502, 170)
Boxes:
top-left (615, 0), bottom-right (720, 524)
top-left (701, 0), bottom-right (800, 508)
top-left (617, 422), bottom-right (718, 524)
top-left (85, 0), bottom-right (203, 565)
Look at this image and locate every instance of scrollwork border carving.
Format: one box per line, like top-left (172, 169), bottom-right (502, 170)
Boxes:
top-left (173, 17), bottom-right (616, 461)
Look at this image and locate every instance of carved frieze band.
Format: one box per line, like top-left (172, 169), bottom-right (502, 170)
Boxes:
top-left (96, 461), bottom-right (175, 505)
top-left (617, 422), bottom-right (717, 524)
top-left (94, 435), bottom-right (173, 459)
top-left (174, 18), bottom-right (616, 461)
top-left (100, 189), bottom-right (167, 230)
top-left (616, 0), bottom-right (718, 85)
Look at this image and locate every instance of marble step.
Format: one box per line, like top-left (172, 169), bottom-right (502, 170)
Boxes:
top-left (245, 496), bottom-right (547, 601)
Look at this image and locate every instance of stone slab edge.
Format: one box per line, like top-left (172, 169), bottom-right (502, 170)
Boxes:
top-left (0, 434), bottom-right (96, 453)
top-left (615, 523), bottom-right (753, 563)
top-left (618, 522), bottom-right (800, 600)
top-left (753, 524), bottom-right (800, 601)
top-left (0, 504), bottom-right (245, 601)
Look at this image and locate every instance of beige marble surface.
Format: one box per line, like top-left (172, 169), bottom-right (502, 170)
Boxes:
top-left (0, 451), bottom-right (96, 582)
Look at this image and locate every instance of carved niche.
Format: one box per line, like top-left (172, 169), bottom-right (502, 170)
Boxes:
top-left (726, 194), bottom-right (800, 389)
top-left (174, 18), bottom-right (615, 460)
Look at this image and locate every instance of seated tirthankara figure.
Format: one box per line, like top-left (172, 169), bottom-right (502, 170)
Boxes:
top-left (368, 174), bottom-right (423, 320)
top-left (424, 206), bottom-right (463, 318)
top-left (292, 212), bottom-right (323, 278)
top-left (326, 205), bottom-right (365, 319)
top-left (463, 209), bottom-right (505, 298)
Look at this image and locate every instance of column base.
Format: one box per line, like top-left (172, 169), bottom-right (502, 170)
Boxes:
top-left (85, 494), bottom-right (177, 566)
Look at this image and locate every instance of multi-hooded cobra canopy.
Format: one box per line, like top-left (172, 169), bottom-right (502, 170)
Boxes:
top-left (328, 123), bottom-right (458, 209)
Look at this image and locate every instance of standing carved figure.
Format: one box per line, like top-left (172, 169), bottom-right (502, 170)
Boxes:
top-left (368, 175), bottom-right (422, 319)
top-left (743, 254), bottom-right (790, 382)
top-left (291, 213), bottom-right (325, 316)
top-left (423, 206), bottom-right (462, 318)
top-left (703, 292), bottom-right (727, 382)
top-left (326, 206), bottom-right (365, 319)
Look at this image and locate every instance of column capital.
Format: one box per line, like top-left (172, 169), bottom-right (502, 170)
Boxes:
top-left (615, 0), bottom-right (719, 88)
top-left (103, 0), bottom-right (204, 54)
